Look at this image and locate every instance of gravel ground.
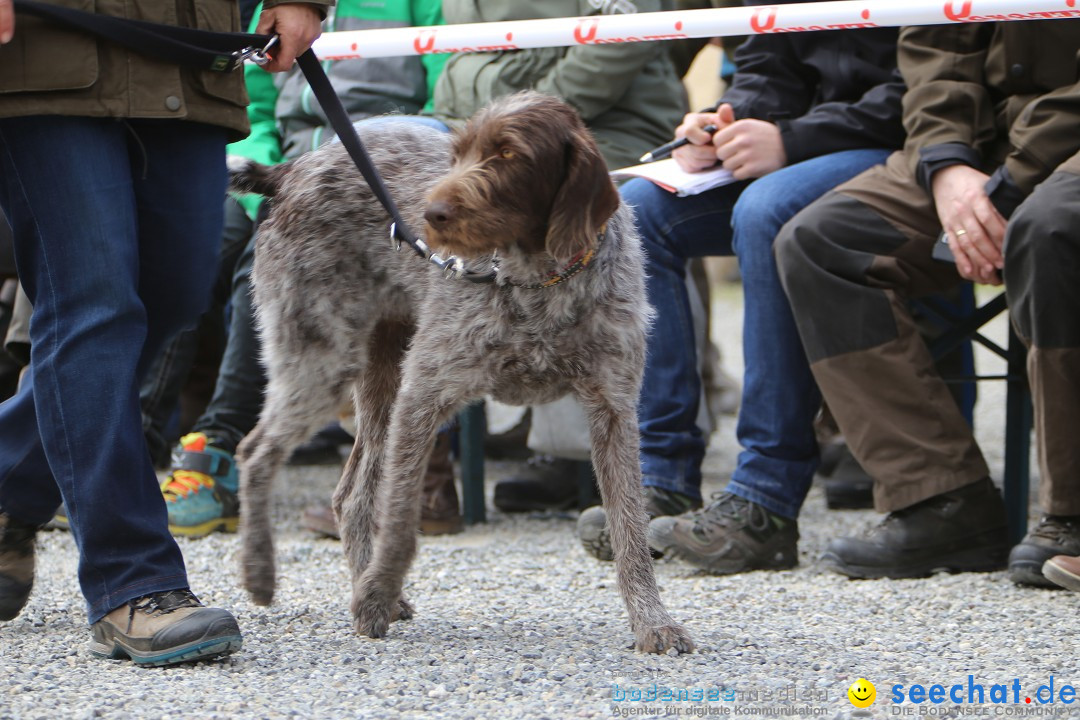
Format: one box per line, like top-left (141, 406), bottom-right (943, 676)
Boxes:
top-left (3, 287), bottom-right (1076, 720)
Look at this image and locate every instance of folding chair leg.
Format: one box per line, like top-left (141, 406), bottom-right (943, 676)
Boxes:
top-left (459, 402), bottom-right (487, 524)
top-left (1002, 325), bottom-right (1031, 545)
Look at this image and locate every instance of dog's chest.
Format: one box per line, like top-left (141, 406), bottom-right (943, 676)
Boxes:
top-left (486, 344), bottom-right (575, 406)
top-left (481, 310), bottom-right (587, 406)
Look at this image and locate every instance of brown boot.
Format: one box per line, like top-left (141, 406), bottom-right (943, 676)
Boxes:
top-left (301, 503), bottom-right (340, 539)
top-left (420, 429), bottom-right (463, 535)
top-left (301, 430), bottom-right (463, 538)
top-left (89, 589), bottom-right (242, 666)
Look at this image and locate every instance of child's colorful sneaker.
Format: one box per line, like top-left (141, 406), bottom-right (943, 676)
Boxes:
top-left (161, 433), bottom-right (240, 538)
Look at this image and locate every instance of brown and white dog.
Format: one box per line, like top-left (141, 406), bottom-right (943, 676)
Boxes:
top-left (230, 91), bottom-right (693, 654)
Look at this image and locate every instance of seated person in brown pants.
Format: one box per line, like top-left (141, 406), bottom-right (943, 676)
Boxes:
top-left (774, 21), bottom-right (1080, 585)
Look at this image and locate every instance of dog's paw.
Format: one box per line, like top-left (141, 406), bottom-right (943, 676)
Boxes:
top-left (351, 586), bottom-right (395, 638)
top-left (634, 624), bottom-right (695, 655)
top-left (394, 594), bottom-right (415, 622)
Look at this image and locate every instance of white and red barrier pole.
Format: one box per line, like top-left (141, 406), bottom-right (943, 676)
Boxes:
top-left (312, 0), bottom-right (1078, 60)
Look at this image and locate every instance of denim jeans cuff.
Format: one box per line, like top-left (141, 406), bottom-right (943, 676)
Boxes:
top-left (725, 480), bottom-right (802, 521)
top-left (641, 468), bottom-right (703, 502)
top-left (87, 574), bottom-right (189, 625)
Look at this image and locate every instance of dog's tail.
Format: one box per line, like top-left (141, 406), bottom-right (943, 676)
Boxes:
top-left (227, 155), bottom-right (288, 197)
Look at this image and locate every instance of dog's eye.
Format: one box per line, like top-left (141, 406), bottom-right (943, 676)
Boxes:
top-left (499, 148), bottom-right (516, 159)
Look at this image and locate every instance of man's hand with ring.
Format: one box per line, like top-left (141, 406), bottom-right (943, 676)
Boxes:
top-left (932, 165), bottom-right (1007, 285)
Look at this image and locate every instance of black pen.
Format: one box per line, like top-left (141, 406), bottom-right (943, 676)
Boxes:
top-left (639, 124), bottom-right (719, 163)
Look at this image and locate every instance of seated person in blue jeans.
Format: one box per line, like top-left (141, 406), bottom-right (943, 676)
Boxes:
top-left (576, 0), bottom-right (906, 568)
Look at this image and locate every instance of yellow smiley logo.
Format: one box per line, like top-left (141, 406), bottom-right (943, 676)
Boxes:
top-left (848, 678), bottom-right (876, 708)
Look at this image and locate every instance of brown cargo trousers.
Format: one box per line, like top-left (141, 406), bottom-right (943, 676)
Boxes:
top-left (774, 150), bottom-right (1080, 516)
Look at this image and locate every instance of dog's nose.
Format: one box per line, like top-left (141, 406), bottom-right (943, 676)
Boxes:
top-left (424, 201), bottom-right (455, 230)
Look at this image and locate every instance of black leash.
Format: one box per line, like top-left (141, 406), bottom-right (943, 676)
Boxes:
top-left (293, 51), bottom-right (495, 282)
top-left (12, 0), bottom-right (497, 283)
top-left (13, 0), bottom-right (270, 72)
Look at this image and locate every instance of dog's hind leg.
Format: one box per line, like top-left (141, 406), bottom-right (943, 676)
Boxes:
top-left (237, 369), bottom-right (356, 606)
top-left (575, 377), bottom-right (695, 655)
top-left (334, 320), bottom-right (415, 622)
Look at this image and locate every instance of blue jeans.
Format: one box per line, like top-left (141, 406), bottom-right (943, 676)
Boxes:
top-left (0, 116), bottom-right (227, 622)
top-left (624, 149), bottom-right (892, 516)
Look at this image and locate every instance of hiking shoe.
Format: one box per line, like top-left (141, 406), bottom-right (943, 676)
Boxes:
top-left (1043, 555), bottom-right (1080, 592)
top-left (45, 502), bottom-right (69, 531)
top-left (302, 431), bottom-right (464, 538)
top-left (494, 455), bottom-right (598, 512)
top-left (822, 477), bottom-right (1009, 579)
top-left (577, 487), bottom-right (701, 562)
top-left (161, 433), bottom-right (239, 538)
top-left (1008, 515), bottom-right (1080, 587)
top-left (0, 511), bottom-right (37, 621)
top-left (302, 503), bottom-right (340, 539)
top-left (419, 429), bottom-right (463, 535)
top-left (647, 492), bottom-right (799, 574)
top-left (90, 589), bottom-right (242, 666)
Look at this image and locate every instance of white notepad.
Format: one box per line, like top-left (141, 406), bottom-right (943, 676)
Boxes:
top-left (611, 158), bottom-right (737, 197)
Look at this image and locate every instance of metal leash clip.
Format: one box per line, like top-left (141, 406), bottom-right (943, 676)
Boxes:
top-left (234, 35), bottom-right (279, 68)
top-left (389, 222), bottom-right (403, 251)
top-left (388, 224), bottom-right (468, 280)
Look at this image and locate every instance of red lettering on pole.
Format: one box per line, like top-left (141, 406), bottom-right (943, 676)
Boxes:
top-left (574, 19), bottom-right (599, 44)
top-left (413, 30), bottom-right (437, 54)
top-left (944, 1), bottom-right (973, 21)
top-left (750, 6), bottom-right (778, 32)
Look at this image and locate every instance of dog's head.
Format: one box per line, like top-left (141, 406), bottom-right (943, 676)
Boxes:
top-left (423, 90), bottom-right (620, 262)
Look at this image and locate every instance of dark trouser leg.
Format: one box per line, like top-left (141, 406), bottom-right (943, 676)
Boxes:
top-left (775, 157), bottom-right (989, 513)
top-left (1004, 165), bottom-right (1080, 517)
top-left (191, 230), bottom-right (265, 454)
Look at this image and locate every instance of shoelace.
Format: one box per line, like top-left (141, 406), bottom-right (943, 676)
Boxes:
top-left (161, 433), bottom-right (217, 501)
top-left (129, 589), bottom-right (202, 615)
top-left (162, 470), bottom-right (215, 501)
top-left (1031, 516), bottom-right (1080, 545)
top-left (693, 492), bottom-right (773, 535)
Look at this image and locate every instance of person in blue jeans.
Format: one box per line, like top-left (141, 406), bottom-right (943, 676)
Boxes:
top-left (576, 1), bottom-right (906, 570)
top-left (0, 0), bottom-right (324, 665)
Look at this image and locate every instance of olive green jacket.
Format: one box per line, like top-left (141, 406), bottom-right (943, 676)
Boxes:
top-left (433, 0), bottom-right (687, 170)
top-left (0, 0), bottom-right (331, 141)
top-left (897, 22), bottom-right (1080, 213)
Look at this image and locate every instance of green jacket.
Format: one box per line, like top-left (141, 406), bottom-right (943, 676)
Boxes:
top-left (433, 0), bottom-right (687, 170)
top-left (0, 0), bottom-right (330, 141)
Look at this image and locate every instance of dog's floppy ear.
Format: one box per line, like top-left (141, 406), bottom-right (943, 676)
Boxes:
top-left (545, 125), bottom-right (620, 262)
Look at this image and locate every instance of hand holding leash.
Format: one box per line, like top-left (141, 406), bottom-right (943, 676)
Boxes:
top-left (254, 2), bottom-right (322, 72)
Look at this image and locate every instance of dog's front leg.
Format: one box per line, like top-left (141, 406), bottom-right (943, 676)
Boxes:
top-left (336, 321), bottom-right (415, 622)
top-left (351, 386), bottom-right (451, 639)
top-left (576, 379), bottom-right (695, 654)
